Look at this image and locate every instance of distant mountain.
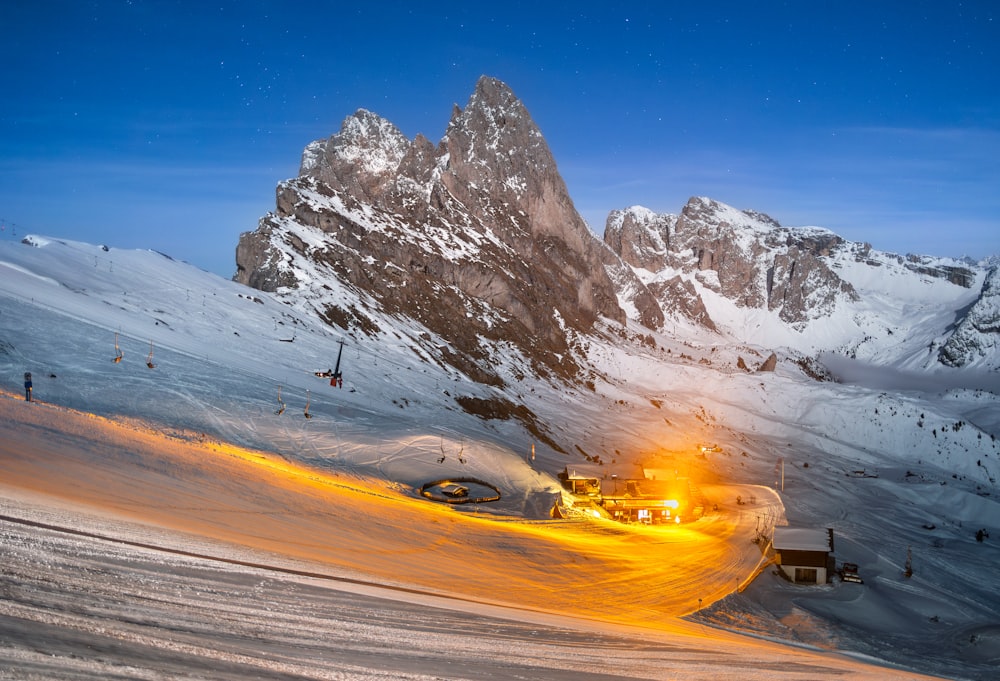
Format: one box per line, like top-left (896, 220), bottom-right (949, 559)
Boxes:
top-left (606, 199), bottom-right (858, 328)
top-left (606, 200), bottom-right (997, 370)
top-left (237, 76), bottom-right (998, 377)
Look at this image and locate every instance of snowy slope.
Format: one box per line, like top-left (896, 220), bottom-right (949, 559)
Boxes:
top-left (608, 200), bottom-right (995, 372)
top-left (700, 244), bottom-right (987, 367)
top-left (2, 235), bottom-right (999, 679)
top-left (0, 235), bottom-right (554, 509)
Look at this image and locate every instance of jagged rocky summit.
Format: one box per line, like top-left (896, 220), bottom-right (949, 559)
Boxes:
top-left (607, 200), bottom-right (918, 328)
top-left (605, 199), bottom-right (858, 327)
top-left (604, 201), bottom-right (998, 370)
top-left (236, 75), bottom-right (998, 378)
top-left (236, 76), bottom-right (662, 385)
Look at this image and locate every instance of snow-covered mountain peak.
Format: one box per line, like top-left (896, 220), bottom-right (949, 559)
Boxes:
top-left (680, 196), bottom-right (784, 236)
top-left (611, 205), bottom-right (665, 224)
top-left (236, 77), bottom-right (662, 390)
top-left (604, 206), bottom-right (677, 270)
top-left (437, 76), bottom-right (567, 231)
top-left (300, 108), bottom-right (412, 196)
top-left (446, 76), bottom-right (537, 154)
top-left (605, 197), bottom-right (997, 369)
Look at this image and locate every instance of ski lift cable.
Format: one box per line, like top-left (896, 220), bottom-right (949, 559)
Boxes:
top-left (51, 240), bottom-right (271, 312)
top-left (7, 243), bottom-right (486, 438)
top-left (94, 316), bottom-right (465, 438)
top-left (1, 280), bottom-right (403, 430)
top-left (118, 320), bottom-right (493, 456)
top-left (53, 241), bottom-right (166, 284)
top-left (52, 239), bottom-right (446, 379)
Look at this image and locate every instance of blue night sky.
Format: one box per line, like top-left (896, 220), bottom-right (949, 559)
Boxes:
top-left (2, 1), bottom-right (998, 276)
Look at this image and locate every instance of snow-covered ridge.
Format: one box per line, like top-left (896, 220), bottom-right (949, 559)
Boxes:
top-left (606, 196), bottom-right (997, 370)
top-left (939, 265), bottom-right (1000, 368)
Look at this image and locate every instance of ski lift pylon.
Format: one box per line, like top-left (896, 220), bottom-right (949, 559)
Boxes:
top-left (146, 340), bottom-right (155, 369)
top-left (113, 332), bottom-right (123, 363)
top-left (331, 339), bottom-right (345, 388)
top-left (304, 389), bottom-right (312, 419)
top-left (275, 385), bottom-right (285, 415)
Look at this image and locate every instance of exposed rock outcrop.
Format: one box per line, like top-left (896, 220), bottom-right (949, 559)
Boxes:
top-left (758, 353), bottom-right (778, 372)
top-left (236, 76), bottom-right (662, 384)
top-left (604, 206), bottom-right (676, 272)
top-left (938, 266), bottom-right (1000, 369)
top-left (606, 198), bottom-right (859, 328)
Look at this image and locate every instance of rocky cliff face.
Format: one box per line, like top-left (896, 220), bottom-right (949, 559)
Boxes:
top-left (235, 75), bottom-right (994, 384)
top-left (605, 198), bottom-right (858, 328)
top-left (235, 77), bottom-right (662, 385)
top-left (605, 198), bottom-right (992, 368)
top-left (938, 266), bottom-right (1000, 369)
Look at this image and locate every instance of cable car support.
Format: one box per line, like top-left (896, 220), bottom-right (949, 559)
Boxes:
top-left (275, 385), bottom-right (286, 415)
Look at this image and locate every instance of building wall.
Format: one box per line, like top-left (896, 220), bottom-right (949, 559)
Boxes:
top-left (778, 549), bottom-right (828, 568)
top-left (775, 549), bottom-right (831, 584)
top-left (777, 563), bottom-right (828, 584)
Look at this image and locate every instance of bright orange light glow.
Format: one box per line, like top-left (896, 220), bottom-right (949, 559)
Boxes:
top-left (1, 391), bottom-right (777, 632)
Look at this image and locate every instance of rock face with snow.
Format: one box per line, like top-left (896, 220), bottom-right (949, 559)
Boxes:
top-left (604, 199), bottom-right (996, 371)
top-left (938, 266), bottom-right (1000, 369)
top-left (236, 75), bottom-right (996, 383)
top-left (606, 199), bottom-right (859, 328)
top-left (236, 77), bottom-right (662, 385)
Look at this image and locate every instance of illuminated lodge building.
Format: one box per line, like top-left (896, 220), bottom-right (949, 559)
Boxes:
top-left (560, 464), bottom-right (700, 524)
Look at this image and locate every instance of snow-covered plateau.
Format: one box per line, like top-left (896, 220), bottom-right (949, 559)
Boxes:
top-left (1, 235), bottom-right (999, 680)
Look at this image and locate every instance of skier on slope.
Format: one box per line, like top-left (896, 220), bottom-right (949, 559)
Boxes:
top-left (23, 372), bottom-right (32, 402)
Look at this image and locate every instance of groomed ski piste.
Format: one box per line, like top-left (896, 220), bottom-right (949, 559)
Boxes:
top-left (2, 235), bottom-right (999, 680)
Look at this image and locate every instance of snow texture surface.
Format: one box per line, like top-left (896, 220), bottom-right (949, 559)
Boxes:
top-left (1, 236), bottom-right (999, 680)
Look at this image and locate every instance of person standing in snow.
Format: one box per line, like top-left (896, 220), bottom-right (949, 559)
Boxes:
top-left (23, 371), bottom-right (32, 402)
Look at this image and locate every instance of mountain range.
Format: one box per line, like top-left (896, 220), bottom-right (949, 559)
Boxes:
top-left (236, 76), bottom-right (998, 399)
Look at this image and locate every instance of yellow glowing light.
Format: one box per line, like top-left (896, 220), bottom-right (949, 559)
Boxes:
top-left (2, 387), bottom-right (788, 642)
